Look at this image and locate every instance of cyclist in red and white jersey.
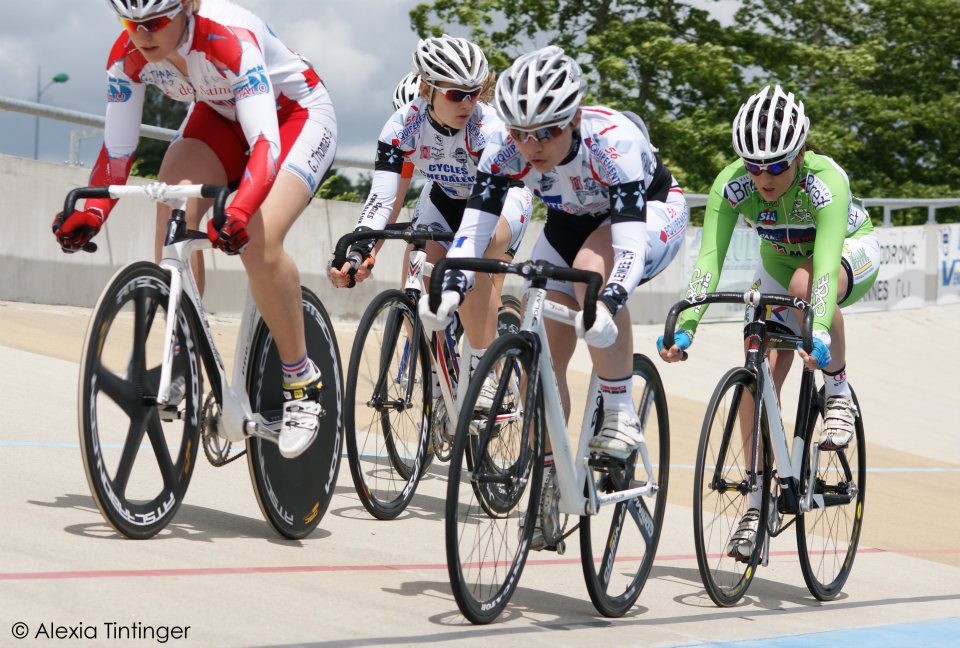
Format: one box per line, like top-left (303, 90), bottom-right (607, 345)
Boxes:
top-left (422, 45), bottom-right (688, 464)
top-left (51, 0), bottom-right (337, 459)
top-left (330, 35), bottom-right (533, 396)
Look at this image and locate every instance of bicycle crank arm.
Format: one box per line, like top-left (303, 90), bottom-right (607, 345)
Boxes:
top-left (243, 415), bottom-right (281, 443)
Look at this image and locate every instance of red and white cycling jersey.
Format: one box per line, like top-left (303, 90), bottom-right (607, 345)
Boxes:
top-left (88, 0), bottom-right (333, 221)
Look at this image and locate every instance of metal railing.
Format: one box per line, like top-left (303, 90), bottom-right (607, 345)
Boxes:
top-left (4, 95), bottom-right (957, 225)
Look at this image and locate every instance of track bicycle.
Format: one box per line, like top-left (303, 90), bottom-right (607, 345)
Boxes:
top-left (332, 226), bottom-right (521, 520)
top-left (62, 183), bottom-right (343, 540)
top-left (662, 291), bottom-right (866, 605)
top-left (431, 258), bottom-right (670, 624)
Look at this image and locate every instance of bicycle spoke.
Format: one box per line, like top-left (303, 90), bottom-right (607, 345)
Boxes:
top-left (94, 365), bottom-right (139, 415)
top-left (145, 409), bottom-right (177, 487)
top-left (112, 412), bottom-right (149, 498)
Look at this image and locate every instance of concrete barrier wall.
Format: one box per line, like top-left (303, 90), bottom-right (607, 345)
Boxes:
top-left (0, 154), bottom-right (949, 323)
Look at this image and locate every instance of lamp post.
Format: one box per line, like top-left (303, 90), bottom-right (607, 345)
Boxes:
top-left (33, 66), bottom-right (70, 160)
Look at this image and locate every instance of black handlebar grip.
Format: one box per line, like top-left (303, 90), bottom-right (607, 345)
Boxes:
top-left (204, 185), bottom-right (232, 230)
top-left (428, 258), bottom-right (447, 313)
top-left (62, 186), bottom-right (112, 216)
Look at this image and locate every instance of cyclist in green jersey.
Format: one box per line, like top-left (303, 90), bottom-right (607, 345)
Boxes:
top-left (658, 85), bottom-right (879, 559)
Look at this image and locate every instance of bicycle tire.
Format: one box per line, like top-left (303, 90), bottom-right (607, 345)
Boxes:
top-left (345, 290), bottom-right (430, 520)
top-left (580, 354), bottom-right (670, 617)
top-left (797, 385), bottom-right (866, 600)
top-left (246, 287), bottom-right (343, 539)
top-left (78, 262), bottom-right (202, 539)
top-left (693, 367), bottom-right (771, 606)
top-left (446, 332), bottom-right (542, 624)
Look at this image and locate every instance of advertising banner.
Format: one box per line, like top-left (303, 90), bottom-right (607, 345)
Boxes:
top-left (937, 224), bottom-right (960, 305)
top-left (847, 226), bottom-right (926, 313)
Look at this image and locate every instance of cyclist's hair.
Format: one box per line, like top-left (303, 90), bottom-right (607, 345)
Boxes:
top-left (732, 85), bottom-right (809, 164)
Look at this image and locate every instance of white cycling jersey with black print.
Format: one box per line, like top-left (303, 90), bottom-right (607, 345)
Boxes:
top-left (356, 100), bottom-right (509, 232)
top-left (448, 106), bottom-right (680, 314)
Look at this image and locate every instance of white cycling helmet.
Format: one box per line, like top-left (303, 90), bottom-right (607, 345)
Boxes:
top-left (107, 0), bottom-right (183, 20)
top-left (495, 46), bottom-right (586, 130)
top-left (732, 85), bottom-right (810, 164)
top-left (392, 72), bottom-right (422, 111)
top-left (412, 35), bottom-right (488, 89)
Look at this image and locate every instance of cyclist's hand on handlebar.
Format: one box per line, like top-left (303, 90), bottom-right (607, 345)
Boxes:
top-left (418, 290), bottom-right (462, 333)
top-left (52, 207), bottom-right (105, 253)
top-left (798, 330), bottom-right (832, 370)
top-left (657, 330), bottom-right (693, 363)
top-left (328, 250), bottom-right (373, 288)
top-left (207, 210), bottom-right (250, 255)
top-left (354, 249), bottom-right (376, 283)
top-left (575, 302), bottom-right (618, 348)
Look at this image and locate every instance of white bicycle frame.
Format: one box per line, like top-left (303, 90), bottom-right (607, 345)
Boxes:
top-left (740, 292), bottom-right (825, 516)
top-left (103, 183), bottom-right (278, 444)
top-left (519, 284), bottom-right (658, 518)
top-left (402, 247), bottom-right (472, 436)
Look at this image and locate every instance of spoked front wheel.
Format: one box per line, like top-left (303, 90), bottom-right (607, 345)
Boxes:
top-left (580, 354), bottom-right (670, 617)
top-left (446, 332), bottom-right (542, 624)
top-left (246, 287), bottom-right (343, 539)
top-left (797, 386), bottom-right (866, 600)
top-left (79, 262), bottom-right (203, 539)
top-left (345, 290), bottom-right (430, 519)
top-left (693, 367), bottom-right (771, 606)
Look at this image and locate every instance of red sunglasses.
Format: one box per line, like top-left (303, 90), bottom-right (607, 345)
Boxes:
top-left (119, 4), bottom-right (183, 33)
top-left (428, 83), bottom-right (482, 103)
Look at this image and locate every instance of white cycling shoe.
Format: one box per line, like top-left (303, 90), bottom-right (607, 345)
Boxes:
top-left (589, 409), bottom-right (644, 460)
top-left (279, 374), bottom-right (324, 459)
top-left (820, 396), bottom-right (856, 450)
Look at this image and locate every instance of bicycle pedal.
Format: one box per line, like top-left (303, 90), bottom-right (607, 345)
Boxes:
top-left (157, 405), bottom-right (183, 422)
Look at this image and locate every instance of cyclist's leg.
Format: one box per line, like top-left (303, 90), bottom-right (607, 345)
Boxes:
top-left (155, 103), bottom-right (244, 292)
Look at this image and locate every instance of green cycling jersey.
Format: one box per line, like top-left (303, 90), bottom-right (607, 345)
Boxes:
top-left (678, 151), bottom-right (874, 334)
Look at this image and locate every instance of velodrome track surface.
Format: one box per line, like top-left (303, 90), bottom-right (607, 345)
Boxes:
top-left (1, 299), bottom-right (958, 647)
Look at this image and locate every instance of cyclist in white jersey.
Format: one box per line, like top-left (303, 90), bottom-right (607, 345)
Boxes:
top-left (330, 35), bottom-right (533, 394)
top-left (420, 46), bottom-right (688, 547)
top-left (51, 0), bottom-right (337, 459)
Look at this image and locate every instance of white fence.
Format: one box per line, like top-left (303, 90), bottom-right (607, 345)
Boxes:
top-left (1, 154), bottom-right (954, 325)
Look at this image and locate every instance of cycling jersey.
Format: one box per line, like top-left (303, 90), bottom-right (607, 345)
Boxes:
top-left (678, 151), bottom-right (876, 334)
top-left (356, 99), bottom-right (514, 231)
top-left (87, 0), bottom-right (333, 221)
top-left (447, 106), bottom-right (680, 315)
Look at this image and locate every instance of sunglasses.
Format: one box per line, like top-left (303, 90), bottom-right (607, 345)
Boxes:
top-left (428, 84), bottom-right (482, 103)
top-left (742, 152), bottom-right (798, 177)
top-left (509, 124), bottom-right (566, 144)
top-left (119, 4), bottom-right (183, 33)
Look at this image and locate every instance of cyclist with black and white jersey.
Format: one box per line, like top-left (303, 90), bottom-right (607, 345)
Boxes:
top-left (420, 46), bottom-right (688, 547)
top-left (330, 35), bottom-right (533, 406)
top-left (658, 85), bottom-right (879, 560)
top-left (50, 0), bottom-right (337, 459)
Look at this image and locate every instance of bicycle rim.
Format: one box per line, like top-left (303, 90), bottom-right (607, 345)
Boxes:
top-left (78, 262), bottom-right (201, 539)
top-left (797, 386), bottom-right (866, 599)
top-left (345, 291), bottom-right (429, 520)
top-left (580, 354), bottom-right (670, 617)
top-left (693, 367), bottom-right (769, 606)
top-left (446, 333), bottom-right (541, 624)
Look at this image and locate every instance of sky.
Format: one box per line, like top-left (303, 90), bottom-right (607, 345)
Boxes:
top-left (0, 0), bottom-right (426, 168)
top-left (0, 0), bottom-right (738, 170)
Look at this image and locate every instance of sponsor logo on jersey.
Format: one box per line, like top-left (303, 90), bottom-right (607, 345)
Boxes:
top-left (571, 176), bottom-right (583, 191)
top-left (756, 225), bottom-right (816, 245)
top-left (790, 208), bottom-right (813, 223)
top-left (660, 216), bottom-right (686, 243)
top-left (540, 172), bottom-right (557, 192)
top-left (420, 146), bottom-right (430, 160)
top-left (455, 236), bottom-right (468, 248)
top-left (488, 143), bottom-right (523, 175)
top-left (452, 147), bottom-right (469, 167)
top-left (812, 273), bottom-right (830, 317)
top-left (800, 173), bottom-right (833, 209)
top-left (107, 77), bottom-right (133, 103)
top-left (232, 65), bottom-right (270, 101)
top-left (757, 208), bottom-right (777, 225)
top-left (395, 111), bottom-right (427, 144)
top-left (770, 242), bottom-right (809, 257)
top-left (586, 136), bottom-right (623, 184)
top-left (723, 175), bottom-right (755, 207)
top-left (845, 243), bottom-right (875, 278)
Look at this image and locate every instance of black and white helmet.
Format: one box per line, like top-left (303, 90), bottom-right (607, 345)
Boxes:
top-left (107, 0), bottom-right (183, 20)
top-left (494, 46), bottom-right (586, 130)
top-left (392, 72), bottom-right (421, 111)
top-left (412, 35), bottom-right (488, 89)
top-left (732, 85), bottom-right (810, 163)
